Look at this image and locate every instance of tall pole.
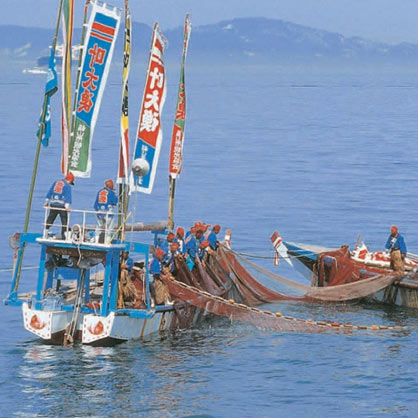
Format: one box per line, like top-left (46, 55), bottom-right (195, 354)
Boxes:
top-left (118, 0), bottom-right (131, 240)
top-left (167, 14), bottom-right (191, 232)
top-left (14, 0), bottom-right (64, 291)
top-left (168, 176), bottom-right (176, 231)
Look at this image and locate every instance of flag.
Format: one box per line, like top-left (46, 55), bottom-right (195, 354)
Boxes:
top-left (169, 14), bottom-right (191, 178)
top-left (68, 1), bottom-right (121, 178)
top-left (37, 47), bottom-right (58, 147)
top-left (130, 23), bottom-right (167, 194)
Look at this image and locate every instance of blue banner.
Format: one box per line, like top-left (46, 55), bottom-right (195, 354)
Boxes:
top-left (37, 48), bottom-right (58, 147)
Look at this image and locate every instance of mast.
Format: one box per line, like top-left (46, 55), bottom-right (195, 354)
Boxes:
top-left (167, 14), bottom-right (192, 230)
top-left (14, 0), bottom-right (64, 291)
top-left (60, 0), bottom-right (75, 174)
top-left (117, 0), bottom-right (131, 238)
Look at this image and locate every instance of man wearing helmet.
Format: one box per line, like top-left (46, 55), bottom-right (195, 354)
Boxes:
top-left (94, 179), bottom-right (118, 243)
top-left (385, 225), bottom-right (407, 272)
top-left (44, 172), bottom-right (75, 240)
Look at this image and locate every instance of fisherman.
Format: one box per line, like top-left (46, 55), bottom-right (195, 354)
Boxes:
top-left (44, 172), bottom-right (75, 240)
top-left (94, 179), bottom-right (118, 243)
top-left (166, 242), bottom-right (180, 266)
top-left (130, 263), bottom-right (146, 308)
top-left (385, 225), bottom-right (407, 272)
top-left (203, 224), bottom-right (221, 250)
top-left (118, 251), bottom-right (135, 308)
top-left (185, 225), bottom-right (196, 239)
top-left (176, 226), bottom-right (185, 253)
top-left (198, 240), bottom-right (210, 261)
top-left (120, 251), bottom-right (134, 278)
top-left (160, 232), bottom-right (176, 253)
top-left (149, 248), bottom-right (172, 306)
top-left (184, 226), bottom-right (204, 270)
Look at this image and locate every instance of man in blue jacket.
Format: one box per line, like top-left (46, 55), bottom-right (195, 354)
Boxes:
top-left (385, 225), bottom-right (407, 272)
top-left (44, 172), bottom-right (75, 240)
top-left (94, 179), bottom-right (118, 243)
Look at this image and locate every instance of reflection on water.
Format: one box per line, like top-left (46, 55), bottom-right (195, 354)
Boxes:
top-left (6, 310), bottom-right (417, 417)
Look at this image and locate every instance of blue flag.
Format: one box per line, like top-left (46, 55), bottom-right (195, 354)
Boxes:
top-left (37, 48), bottom-right (58, 147)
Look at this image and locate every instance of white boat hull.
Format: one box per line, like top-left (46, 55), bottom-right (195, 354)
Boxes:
top-left (22, 303), bottom-right (175, 345)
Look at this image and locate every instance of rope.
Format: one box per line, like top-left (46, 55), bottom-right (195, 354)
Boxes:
top-left (129, 192), bottom-right (138, 251)
top-left (0, 266), bottom-right (38, 273)
top-left (227, 249), bottom-right (311, 261)
top-left (166, 275), bottom-right (407, 333)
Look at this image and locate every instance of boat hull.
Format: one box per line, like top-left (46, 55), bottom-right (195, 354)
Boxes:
top-left (22, 302), bottom-right (177, 346)
top-left (283, 242), bottom-right (418, 309)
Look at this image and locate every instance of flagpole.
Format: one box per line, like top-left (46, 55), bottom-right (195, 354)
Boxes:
top-left (168, 176), bottom-right (176, 230)
top-left (118, 0), bottom-right (131, 240)
top-left (14, 0), bottom-right (64, 291)
top-left (167, 14), bottom-right (191, 231)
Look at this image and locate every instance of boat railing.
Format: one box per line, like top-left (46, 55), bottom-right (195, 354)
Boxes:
top-left (41, 207), bottom-right (126, 246)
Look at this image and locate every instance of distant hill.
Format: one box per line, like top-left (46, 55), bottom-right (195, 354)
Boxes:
top-left (1, 17), bottom-right (418, 67)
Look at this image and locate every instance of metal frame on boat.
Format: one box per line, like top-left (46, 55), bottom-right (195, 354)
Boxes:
top-left (6, 214), bottom-right (177, 346)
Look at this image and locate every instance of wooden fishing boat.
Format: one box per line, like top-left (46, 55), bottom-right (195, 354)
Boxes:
top-left (271, 231), bottom-right (418, 309)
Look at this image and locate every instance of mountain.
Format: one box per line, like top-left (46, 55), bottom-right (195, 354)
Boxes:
top-left (1, 17), bottom-right (418, 67)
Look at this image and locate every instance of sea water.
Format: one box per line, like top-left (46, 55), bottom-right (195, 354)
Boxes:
top-left (0, 61), bottom-right (417, 417)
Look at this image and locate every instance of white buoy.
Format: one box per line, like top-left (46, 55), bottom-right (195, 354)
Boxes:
top-left (131, 158), bottom-right (150, 177)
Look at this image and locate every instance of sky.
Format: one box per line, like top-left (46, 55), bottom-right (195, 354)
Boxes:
top-left (2, 0), bottom-right (418, 45)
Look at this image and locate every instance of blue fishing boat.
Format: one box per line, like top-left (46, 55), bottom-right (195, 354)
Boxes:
top-left (6, 220), bottom-right (178, 345)
top-left (4, 1), bottom-right (184, 346)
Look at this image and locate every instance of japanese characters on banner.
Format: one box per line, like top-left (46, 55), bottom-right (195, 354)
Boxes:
top-left (68, 1), bottom-right (121, 178)
top-left (169, 14), bottom-right (192, 179)
top-left (130, 23), bottom-right (167, 194)
top-left (117, 7), bottom-right (131, 184)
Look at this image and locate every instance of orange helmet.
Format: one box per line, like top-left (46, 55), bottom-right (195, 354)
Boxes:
top-left (65, 172), bottom-right (75, 185)
top-left (199, 240), bottom-right (210, 249)
top-left (155, 248), bottom-right (166, 259)
top-left (176, 226), bottom-right (185, 238)
top-left (105, 179), bottom-right (114, 189)
top-left (213, 224), bottom-right (221, 233)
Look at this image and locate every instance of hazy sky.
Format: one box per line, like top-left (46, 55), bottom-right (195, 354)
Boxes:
top-left (3, 0), bottom-right (418, 44)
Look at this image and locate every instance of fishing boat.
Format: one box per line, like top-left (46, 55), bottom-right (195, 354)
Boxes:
top-left (7, 1), bottom-right (400, 346)
top-left (4, 0), bottom-right (190, 346)
top-left (271, 231), bottom-right (418, 308)
top-left (7, 0), bottom-right (325, 346)
top-left (22, 67), bottom-right (48, 75)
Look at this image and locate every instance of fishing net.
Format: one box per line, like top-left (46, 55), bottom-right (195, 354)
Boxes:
top-left (217, 247), bottom-right (402, 303)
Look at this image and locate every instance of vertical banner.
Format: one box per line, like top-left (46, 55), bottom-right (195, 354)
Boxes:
top-left (117, 5), bottom-right (131, 184)
top-left (68, 0), bottom-right (121, 178)
top-left (37, 48), bottom-right (59, 147)
top-left (168, 14), bottom-right (192, 178)
top-left (60, 0), bottom-right (74, 173)
top-left (130, 23), bottom-right (167, 194)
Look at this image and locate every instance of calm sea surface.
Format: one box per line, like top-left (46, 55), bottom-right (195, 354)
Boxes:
top-left (0, 60), bottom-right (417, 417)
